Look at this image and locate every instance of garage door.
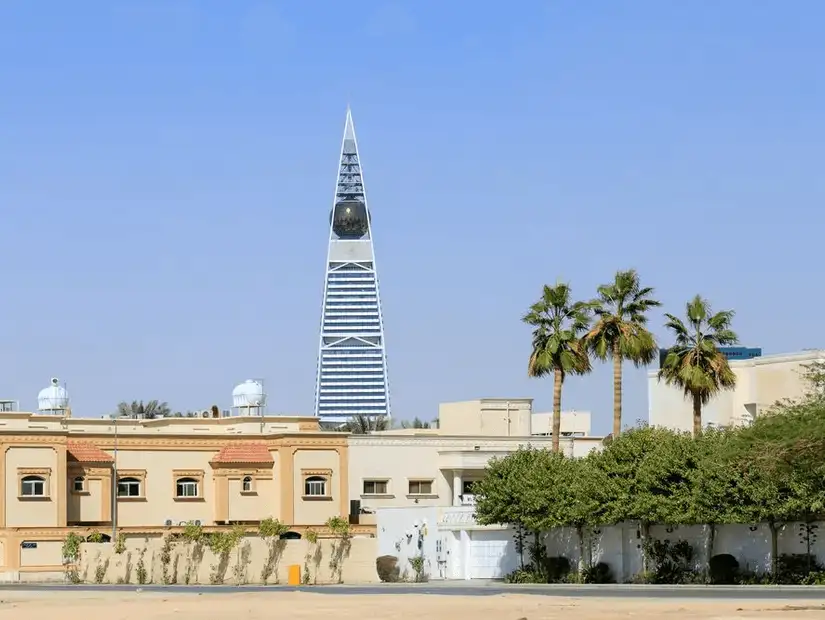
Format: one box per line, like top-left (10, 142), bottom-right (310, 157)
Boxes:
top-left (468, 531), bottom-right (518, 579)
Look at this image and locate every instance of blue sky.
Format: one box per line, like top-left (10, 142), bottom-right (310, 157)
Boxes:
top-left (1, 1), bottom-right (823, 433)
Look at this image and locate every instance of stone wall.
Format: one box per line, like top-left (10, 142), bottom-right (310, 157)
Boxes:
top-left (77, 535), bottom-right (379, 585)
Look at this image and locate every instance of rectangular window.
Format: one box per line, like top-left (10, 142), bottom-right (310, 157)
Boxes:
top-left (408, 480), bottom-right (433, 495)
top-left (176, 478), bottom-right (199, 498)
top-left (363, 479), bottom-right (388, 495)
top-left (304, 477), bottom-right (327, 497)
top-left (21, 476), bottom-right (46, 497)
top-left (117, 478), bottom-right (141, 497)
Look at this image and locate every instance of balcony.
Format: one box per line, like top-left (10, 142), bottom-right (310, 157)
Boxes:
top-left (459, 494), bottom-right (476, 506)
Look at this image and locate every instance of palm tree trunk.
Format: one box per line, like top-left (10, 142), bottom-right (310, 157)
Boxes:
top-left (692, 392), bottom-right (702, 437)
top-left (612, 343), bottom-right (623, 437)
top-left (552, 372), bottom-right (563, 453)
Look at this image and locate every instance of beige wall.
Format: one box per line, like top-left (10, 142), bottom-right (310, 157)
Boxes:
top-left (20, 540), bottom-right (61, 568)
top-left (348, 435), bottom-right (604, 511)
top-left (531, 411), bottom-right (592, 436)
top-left (438, 399), bottom-right (533, 437)
top-left (75, 536), bottom-right (379, 585)
top-left (649, 351), bottom-right (825, 432)
top-left (292, 449), bottom-right (342, 525)
top-left (4, 446), bottom-right (60, 528)
top-left (348, 441), bottom-right (447, 510)
top-left (115, 449), bottom-right (217, 527)
top-left (227, 476), bottom-right (278, 523)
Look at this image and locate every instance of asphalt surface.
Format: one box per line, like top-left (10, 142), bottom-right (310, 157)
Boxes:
top-left (1, 583), bottom-right (825, 599)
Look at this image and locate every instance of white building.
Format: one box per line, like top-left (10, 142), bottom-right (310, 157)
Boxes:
top-left (648, 349), bottom-right (825, 432)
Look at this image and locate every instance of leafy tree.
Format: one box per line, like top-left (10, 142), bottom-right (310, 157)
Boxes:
top-left (730, 395), bottom-right (825, 575)
top-left (400, 417), bottom-right (432, 429)
top-left (474, 448), bottom-right (540, 532)
top-left (658, 295), bottom-right (739, 437)
top-left (475, 448), bottom-right (593, 577)
top-left (116, 399), bottom-right (171, 419)
top-left (523, 282), bottom-right (593, 452)
top-left (586, 269), bottom-right (662, 438)
top-left (589, 426), bottom-right (697, 573)
top-left (689, 428), bottom-right (742, 567)
top-left (799, 358), bottom-right (825, 403)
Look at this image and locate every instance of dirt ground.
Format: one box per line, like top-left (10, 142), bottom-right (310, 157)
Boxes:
top-left (1, 590), bottom-right (824, 619)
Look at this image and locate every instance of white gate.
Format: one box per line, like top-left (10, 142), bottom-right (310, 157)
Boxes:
top-left (468, 531), bottom-right (518, 579)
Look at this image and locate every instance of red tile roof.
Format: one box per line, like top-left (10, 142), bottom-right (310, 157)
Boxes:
top-left (211, 443), bottom-right (274, 465)
top-left (67, 441), bottom-right (114, 464)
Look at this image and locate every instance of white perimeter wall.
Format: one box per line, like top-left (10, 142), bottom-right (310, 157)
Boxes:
top-left (376, 507), bottom-right (825, 581)
top-left (376, 507), bottom-right (440, 580)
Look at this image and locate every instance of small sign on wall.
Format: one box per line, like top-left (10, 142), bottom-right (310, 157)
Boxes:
top-left (21, 541), bottom-right (37, 549)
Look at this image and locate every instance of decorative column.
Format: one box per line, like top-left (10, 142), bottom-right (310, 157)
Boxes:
top-left (452, 471), bottom-right (462, 506)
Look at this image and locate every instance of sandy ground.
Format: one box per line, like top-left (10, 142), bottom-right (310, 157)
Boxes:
top-left (1, 590), bottom-right (824, 620)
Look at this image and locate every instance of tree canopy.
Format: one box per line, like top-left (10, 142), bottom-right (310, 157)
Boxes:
top-left (474, 387), bottom-right (825, 577)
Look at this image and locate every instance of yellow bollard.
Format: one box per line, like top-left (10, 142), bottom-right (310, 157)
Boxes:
top-left (288, 564), bottom-right (302, 586)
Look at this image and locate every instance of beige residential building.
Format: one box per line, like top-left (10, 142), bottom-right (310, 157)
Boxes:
top-left (0, 411), bottom-right (360, 579)
top-left (0, 389), bottom-right (604, 581)
top-left (648, 349), bottom-right (825, 431)
top-left (348, 399), bottom-right (603, 516)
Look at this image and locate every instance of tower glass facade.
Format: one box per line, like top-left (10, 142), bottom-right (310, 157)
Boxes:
top-left (314, 110), bottom-right (390, 422)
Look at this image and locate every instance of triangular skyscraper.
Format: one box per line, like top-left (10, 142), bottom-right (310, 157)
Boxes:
top-left (314, 109), bottom-right (391, 422)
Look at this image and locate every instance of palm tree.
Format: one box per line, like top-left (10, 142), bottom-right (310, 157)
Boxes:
top-left (523, 283), bottom-right (593, 453)
top-left (116, 400), bottom-right (172, 420)
top-left (658, 295), bottom-right (739, 437)
top-left (585, 269), bottom-right (662, 438)
top-left (341, 414), bottom-right (391, 435)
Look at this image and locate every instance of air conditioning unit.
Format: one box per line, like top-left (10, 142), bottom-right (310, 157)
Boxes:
top-left (201, 410), bottom-right (210, 418)
top-left (164, 519), bottom-right (173, 527)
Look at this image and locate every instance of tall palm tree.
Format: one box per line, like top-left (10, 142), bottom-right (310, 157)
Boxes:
top-left (658, 295), bottom-right (739, 437)
top-left (342, 414), bottom-right (391, 435)
top-left (116, 400), bottom-right (172, 419)
top-left (585, 269), bottom-right (662, 438)
top-left (523, 283), bottom-right (593, 453)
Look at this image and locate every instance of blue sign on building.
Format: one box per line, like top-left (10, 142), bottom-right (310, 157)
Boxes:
top-left (658, 347), bottom-right (762, 368)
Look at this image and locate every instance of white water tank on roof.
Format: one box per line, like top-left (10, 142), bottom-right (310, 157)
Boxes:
top-left (232, 379), bottom-right (266, 408)
top-left (38, 378), bottom-right (69, 412)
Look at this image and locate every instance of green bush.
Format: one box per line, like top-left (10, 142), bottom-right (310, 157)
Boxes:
top-left (644, 539), bottom-right (694, 584)
top-left (708, 553), bottom-right (739, 584)
top-left (581, 561), bottom-right (615, 584)
top-left (775, 553), bottom-right (823, 585)
top-left (504, 568), bottom-right (545, 584)
top-left (544, 556), bottom-right (572, 582)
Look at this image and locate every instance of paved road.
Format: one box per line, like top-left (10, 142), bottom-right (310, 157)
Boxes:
top-left (1, 582), bottom-right (825, 599)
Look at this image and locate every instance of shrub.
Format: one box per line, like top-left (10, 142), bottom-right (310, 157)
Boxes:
top-left (644, 539), bottom-right (694, 584)
top-left (709, 553), bottom-right (739, 585)
top-left (581, 561), bottom-right (615, 584)
top-left (776, 553), bottom-right (824, 585)
top-left (504, 568), bottom-right (545, 584)
top-left (544, 556), bottom-right (571, 582)
top-left (376, 555), bottom-right (400, 583)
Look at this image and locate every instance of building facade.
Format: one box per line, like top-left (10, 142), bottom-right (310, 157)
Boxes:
top-left (0, 397), bottom-right (602, 580)
top-left (648, 349), bottom-right (825, 431)
top-left (314, 109), bottom-right (391, 422)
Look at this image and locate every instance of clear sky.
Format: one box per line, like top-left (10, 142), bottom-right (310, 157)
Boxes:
top-left (1, 1), bottom-right (823, 433)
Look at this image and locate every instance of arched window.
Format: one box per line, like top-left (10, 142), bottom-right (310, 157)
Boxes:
top-left (73, 476), bottom-right (85, 492)
top-left (176, 477), bottom-right (199, 498)
top-left (117, 476), bottom-right (141, 497)
top-left (21, 475), bottom-right (46, 497)
top-left (304, 476), bottom-right (327, 497)
top-left (242, 476), bottom-right (253, 492)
